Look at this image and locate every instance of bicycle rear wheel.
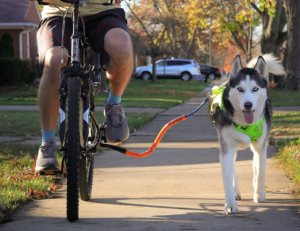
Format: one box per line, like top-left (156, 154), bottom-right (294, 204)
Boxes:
top-left (79, 82), bottom-right (96, 201)
top-left (66, 77), bottom-right (81, 222)
top-left (79, 154), bottom-right (94, 201)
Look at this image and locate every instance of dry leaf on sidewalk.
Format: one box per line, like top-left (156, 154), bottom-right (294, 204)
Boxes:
top-left (265, 186), bottom-right (270, 192)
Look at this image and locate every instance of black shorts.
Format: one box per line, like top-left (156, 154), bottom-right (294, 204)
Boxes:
top-left (37, 8), bottom-right (129, 73)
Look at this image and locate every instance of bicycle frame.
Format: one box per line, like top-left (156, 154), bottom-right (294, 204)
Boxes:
top-left (58, 2), bottom-right (101, 157)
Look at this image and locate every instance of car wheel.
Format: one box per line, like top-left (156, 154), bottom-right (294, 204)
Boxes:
top-left (209, 74), bottom-right (216, 80)
top-left (204, 74), bottom-right (208, 82)
top-left (141, 72), bottom-right (152, 81)
top-left (181, 72), bottom-right (192, 81)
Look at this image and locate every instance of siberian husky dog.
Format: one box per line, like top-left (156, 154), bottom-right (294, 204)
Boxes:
top-left (208, 54), bottom-right (285, 214)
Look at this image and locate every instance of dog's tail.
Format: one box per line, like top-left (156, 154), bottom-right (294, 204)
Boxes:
top-left (246, 53), bottom-right (286, 75)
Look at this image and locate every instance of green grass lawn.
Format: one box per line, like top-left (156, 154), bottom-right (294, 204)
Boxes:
top-left (0, 111), bottom-right (156, 137)
top-left (2, 81), bottom-right (300, 108)
top-left (269, 90), bottom-right (300, 107)
top-left (274, 138), bottom-right (300, 200)
top-left (271, 112), bottom-right (300, 136)
top-left (0, 143), bottom-right (61, 217)
top-left (0, 79), bottom-right (208, 108)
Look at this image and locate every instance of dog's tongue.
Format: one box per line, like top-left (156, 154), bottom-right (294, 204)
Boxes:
top-left (243, 111), bottom-right (254, 124)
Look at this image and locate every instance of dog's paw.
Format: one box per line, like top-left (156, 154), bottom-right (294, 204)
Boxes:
top-left (235, 193), bottom-right (241, 200)
top-left (254, 192), bottom-right (265, 203)
top-left (224, 203), bottom-right (239, 214)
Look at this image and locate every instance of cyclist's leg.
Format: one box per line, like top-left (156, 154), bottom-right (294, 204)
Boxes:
top-left (36, 17), bottom-right (71, 171)
top-left (87, 9), bottom-right (133, 143)
top-left (104, 28), bottom-right (133, 97)
top-left (39, 47), bottom-right (68, 133)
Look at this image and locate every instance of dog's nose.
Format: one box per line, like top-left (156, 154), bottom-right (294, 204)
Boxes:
top-left (244, 102), bottom-right (253, 110)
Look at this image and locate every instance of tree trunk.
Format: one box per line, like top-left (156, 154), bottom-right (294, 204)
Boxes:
top-left (261, 0), bottom-right (287, 57)
top-left (283, 0), bottom-right (300, 90)
top-left (151, 55), bottom-right (157, 83)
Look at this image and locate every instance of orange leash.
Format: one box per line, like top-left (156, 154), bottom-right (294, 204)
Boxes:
top-left (125, 115), bottom-right (186, 158)
top-left (100, 97), bottom-right (209, 158)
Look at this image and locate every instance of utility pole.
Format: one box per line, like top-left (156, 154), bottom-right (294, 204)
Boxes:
top-left (247, 21), bottom-right (252, 62)
top-left (209, 14), bottom-right (212, 66)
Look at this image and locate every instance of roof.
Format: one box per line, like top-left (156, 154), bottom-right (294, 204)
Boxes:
top-left (0, 0), bottom-right (39, 24)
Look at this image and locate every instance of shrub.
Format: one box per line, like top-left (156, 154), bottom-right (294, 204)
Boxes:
top-left (0, 32), bottom-right (14, 58)
top-left (21, 60), bottom-right (37, 85)
top-left (0, 57), bottom-right (37, 86)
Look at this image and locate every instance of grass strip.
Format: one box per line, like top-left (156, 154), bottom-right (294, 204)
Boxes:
top-left (269, 90), bottom-right (300, 107)
top-left (274, 138), bottom-right (300, 200)
top-left (271, 112), bottom-right (300, 136)
top-left (0, 111), bottom-right (156, 137)
top-left (0, 143), bottom-right (63, 217)
top-left (0, 79), bottom-right (208, 108)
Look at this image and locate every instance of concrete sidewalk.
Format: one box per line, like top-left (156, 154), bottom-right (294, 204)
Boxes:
top-left (1, 89), bottom-right (300, 230)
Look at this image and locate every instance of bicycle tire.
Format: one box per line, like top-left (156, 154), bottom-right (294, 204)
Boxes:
top-left (79, 154), bottom-right (94, 201)
top-left (79, 81), bottom-right (95, 201)
top-left (66, 77), bottom-right (81, 222)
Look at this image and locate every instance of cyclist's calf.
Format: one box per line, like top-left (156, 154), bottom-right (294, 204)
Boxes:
top-left (38, 47), bottom-right (69, 131)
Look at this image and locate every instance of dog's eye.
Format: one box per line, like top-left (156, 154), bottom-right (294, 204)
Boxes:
top-left (253, 87), bottom-right (259, 92)
top-left (237, 87), bottom-right (243, 92)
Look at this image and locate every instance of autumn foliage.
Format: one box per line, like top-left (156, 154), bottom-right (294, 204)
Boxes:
top-left (125, 0), bottom-right (277, 68)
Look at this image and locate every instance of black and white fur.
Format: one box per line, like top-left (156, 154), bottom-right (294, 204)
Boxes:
top-left (209, 54), bottom-right (285, 214)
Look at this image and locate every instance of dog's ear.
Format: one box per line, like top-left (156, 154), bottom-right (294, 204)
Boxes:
top-left (254, 56), bottom-right (268, 79)
top-left (230, 55), bottom-right (243, 78)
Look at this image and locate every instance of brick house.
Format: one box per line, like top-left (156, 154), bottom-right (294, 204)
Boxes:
top-left (0, 0), bottom-right (41, 70)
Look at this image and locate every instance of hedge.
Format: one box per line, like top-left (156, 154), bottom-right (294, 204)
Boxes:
top-left (0, 32), bottom-right (14, 58)
top-left (0, 57), bottom-right (37, 86)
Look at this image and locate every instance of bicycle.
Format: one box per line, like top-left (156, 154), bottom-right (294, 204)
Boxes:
top-left (37, 0), bottom-right (111, 222)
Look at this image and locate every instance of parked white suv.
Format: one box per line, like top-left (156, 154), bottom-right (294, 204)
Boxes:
top-left (133, 59), bottom-right (205, 81)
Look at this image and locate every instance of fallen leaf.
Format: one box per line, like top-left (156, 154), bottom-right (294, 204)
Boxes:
top-left (11, 160), bottom-right (19, 166)
top-left (265, 186), bottom-right (270, 192)
top-left (48, 182), bottom-right (57, 191)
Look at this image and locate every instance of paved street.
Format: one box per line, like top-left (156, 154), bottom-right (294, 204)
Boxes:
top-left (1, 83), bottom-right (300, 230)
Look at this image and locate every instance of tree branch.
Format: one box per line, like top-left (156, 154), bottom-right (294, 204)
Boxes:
top-left (249, 1), bottom-right (262, 16)
top-left (252, 39), bottom-right (261, 49)
top-left (231, 31), bottom-right (247, 55)
top-left (124, 0), bottom-right (153, 46)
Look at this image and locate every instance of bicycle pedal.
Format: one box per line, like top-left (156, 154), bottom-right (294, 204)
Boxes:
top-left (38, 171), bottom-right (61, 176)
